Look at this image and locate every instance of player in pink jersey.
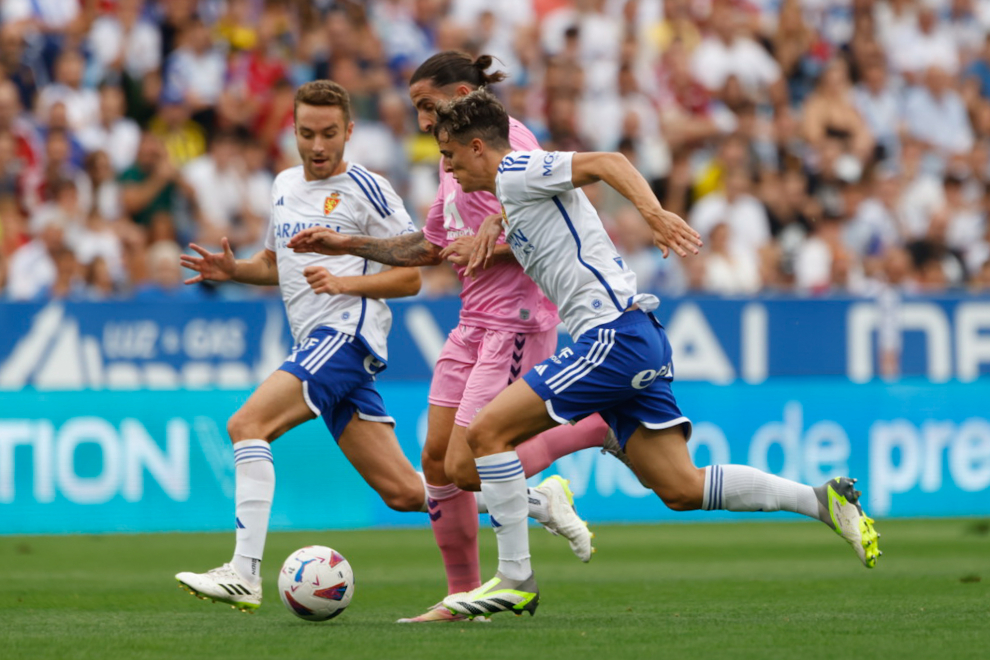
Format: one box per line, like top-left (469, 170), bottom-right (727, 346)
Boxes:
top-left (287, 52), bottom-right (633, 623)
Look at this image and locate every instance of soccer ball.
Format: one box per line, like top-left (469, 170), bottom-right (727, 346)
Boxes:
top-left (277, 545), bottom-right (354, 621)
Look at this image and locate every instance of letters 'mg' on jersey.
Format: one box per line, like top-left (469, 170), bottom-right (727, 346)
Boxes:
top-left (264, 163), bottom-right (417, 361)
top-left (495, 150), bottom-right (659, 340)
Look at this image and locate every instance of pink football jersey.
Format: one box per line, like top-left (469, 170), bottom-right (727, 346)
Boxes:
top-left (423, 117), bottom-right (559, 333)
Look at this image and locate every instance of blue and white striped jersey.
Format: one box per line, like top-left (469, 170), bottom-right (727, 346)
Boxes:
top-left (264, 164), bottom-right (416, 360)
top-left (495, 150), bottom-right (659, 339)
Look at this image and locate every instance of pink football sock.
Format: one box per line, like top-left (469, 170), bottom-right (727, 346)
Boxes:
top-left (516, 414), bottom-right (610, 476)
top-left (426, 482), bottom-right (481, 595)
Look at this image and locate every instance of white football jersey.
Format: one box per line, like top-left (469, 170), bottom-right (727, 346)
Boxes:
top-left (265, 163), bottom-right (417, 360)
top-left (495, 150), bottom-right (659, 339)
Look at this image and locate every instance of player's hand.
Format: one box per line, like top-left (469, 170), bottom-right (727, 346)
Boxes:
top-left (439, 235), bottom-right (476, 266)
top-left (180, 237), bottom-right (236, 284)
top-left (287, 226), bottom-right (349, 255)
top-left (465, 214), bottom-right (504, 277)
top-left (644, 208), bottom-right (703, 258)
top-left (304, 265), bottom-right (349, 295)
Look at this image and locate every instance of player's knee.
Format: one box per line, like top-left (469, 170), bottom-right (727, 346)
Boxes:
top-left (226, 412), bottom-right (259, 443)
top-left (654, 485), bottom-right (702, 512)
top-left (420, 446), bottom-right (447, 485)
top-left (465, 422), bottom-right (499, 456)
top-left (447, 462), bottom-right (481, 491)
top-left (382, 483), bottom-right (423, 512)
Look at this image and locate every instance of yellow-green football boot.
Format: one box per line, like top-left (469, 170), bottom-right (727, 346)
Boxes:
top-left (442, 572), bottom-right (539, 619)
top-left (815, 477), bottom-right (882, 568)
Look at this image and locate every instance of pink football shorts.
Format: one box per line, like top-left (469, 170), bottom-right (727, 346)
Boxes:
top-left (428, 324), bottom-right (558, 427)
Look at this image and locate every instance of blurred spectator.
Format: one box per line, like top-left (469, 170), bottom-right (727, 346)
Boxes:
top-left (85, 150), bottom-right (122, 223)
top-left (946, 0), bottom-right (984, 64)
top-left (346, 90), bottom-right (413, 194)
top-left (898, 139), bottom-right (948, 239)
top-left (648, 0), bottom-right (702, 55)
top-left (610, 202), bottom-right (667, 293)
top-left (163, 18), bottom-right (226, 130)
top-left (704, 222), bottom-right (762, 295)
top-left (940, 168), bottom-right (986, 271)
top-left (21, 127), bottom-right (92, 214)
top-left (771, 0), bottom-right (830, 107)
top-left (35, 50), bottom-right (98, 134)
top-left (903, 66), bottom-right (974, 164)
top-left (1, 22), bottom-right (40, 108)
top-left (133, 239), bottom-right (208, 301)
top-left (691, 1), bottom-right (785, 105)
top-left (0, 79), bottom-right (41, 173)
top-left (963, 34), bottom-right (990, 99)
top-left (795, 211), bottom-right (866, 294)
top-left (77, 84), bottom-right (141, 173)
top-left (47, 243), bottom-right (83, 299)
top-left (71, 206), bottom-right (125, 287)
top-left (6, 213), bottom-right (64, 300)
top-left (158, 0), bottom-right (199, 61)
top-left (88, 0), bottom-right (162, 82)
top-left (846, 167), bottom-right (904, 260)
top-left (83, 255), bottom-right (116, 299)
top-left (887, 5), bottom-right (960, 81)
top-left (182, 131), bottom-right (260, 250)
top-left (0, 194), bottom-right (28, 256)
top-left (853, 57), bottom-right (904, 164)
top-left (148, 92), bottom-right (207, 166)
top-left (802, 58), bottom-right (875, 167)
top-left (690, 167), bottom-right (772, 264)
top-left (119, 132), bottom-right (181, 231)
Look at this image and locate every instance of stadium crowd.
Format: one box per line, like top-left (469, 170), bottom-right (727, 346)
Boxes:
top-left (2, 0), bottom-right (990, 302)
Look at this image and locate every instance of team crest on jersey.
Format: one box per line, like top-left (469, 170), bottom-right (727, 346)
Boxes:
top-left (324, 193), bottom-right (341, 215)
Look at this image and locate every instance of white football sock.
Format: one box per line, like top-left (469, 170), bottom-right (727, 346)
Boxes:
top-left (476, 451), bottom-right (531, 581)
top-left (702, 465), bottom-right (819, 519)
top-left (475, 488), bottom-right (548, 522)
top-left (231, 439), bottom-right (274, 586)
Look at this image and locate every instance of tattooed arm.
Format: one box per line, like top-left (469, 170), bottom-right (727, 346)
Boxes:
top-left (287, 228), bottom-right (444, 267)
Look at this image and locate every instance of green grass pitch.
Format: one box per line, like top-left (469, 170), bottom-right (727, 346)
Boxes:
top-left (2, 519), bottom-right (987, 660)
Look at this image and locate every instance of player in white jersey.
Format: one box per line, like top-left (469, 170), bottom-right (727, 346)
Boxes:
top-left (172, 81), bottom-right (430, 613)
top-left (427, 89), bottom-right (881, 618)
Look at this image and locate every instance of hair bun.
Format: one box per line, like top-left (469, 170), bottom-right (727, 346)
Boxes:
top-left (473, 55), bottom-right (493, 70)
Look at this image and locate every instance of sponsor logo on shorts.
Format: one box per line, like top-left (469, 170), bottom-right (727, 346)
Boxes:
top-left (631, 363), bottom-right (671, 389)
top-left (363, 354), bottom-right (386, 375)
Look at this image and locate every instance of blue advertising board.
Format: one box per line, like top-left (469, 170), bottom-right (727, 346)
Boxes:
top-left (2, 380), bottom-right (987, 535)
top-left (3, 295), bottom-right (990, 389)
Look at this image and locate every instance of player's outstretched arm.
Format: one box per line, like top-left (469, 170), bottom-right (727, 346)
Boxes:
top-left (303, 265), bottom-right (421, 299)
top-left (181, 238), bottom-right (279, 286)
top-left (439, 215), bottom-right (516, 268)
top-left (570, 152), bottom-right (702, 258)
top-left (288, 228), bottom-right (444, 267)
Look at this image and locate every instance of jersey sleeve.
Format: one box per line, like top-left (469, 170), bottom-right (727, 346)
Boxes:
top-left (421, 183), bottom-right (446, 246)
top-left (362, 172), bottom-right (418, 239)
top-left (498, 150), bottom-right (575, 203)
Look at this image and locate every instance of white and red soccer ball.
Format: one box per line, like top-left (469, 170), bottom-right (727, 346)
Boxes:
top-left (277, 545), bottom-right (354, 621)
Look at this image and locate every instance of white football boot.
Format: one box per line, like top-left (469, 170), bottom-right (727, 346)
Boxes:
top-left (176, 563), bottom-right (262, 612)
top-left (534, 475), bottom-right (594, 562)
